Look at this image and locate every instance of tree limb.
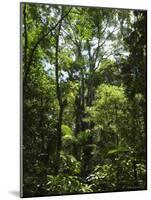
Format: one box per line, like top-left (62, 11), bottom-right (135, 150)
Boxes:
top-left (23, 7), bottom-right (72, 90)
top-left (93, 27), bottom-right (119, 64)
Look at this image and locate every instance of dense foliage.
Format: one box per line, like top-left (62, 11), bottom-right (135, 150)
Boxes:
top-left (21, 3), bottom-right (147, 197)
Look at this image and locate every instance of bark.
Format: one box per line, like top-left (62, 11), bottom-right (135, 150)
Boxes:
top-left (73, 46), bottom-right (86, 158)
top-left (81, 70), bottom-right (85, 111)
top-left (81, 136), bottom-right (93, 177)
top-left (39, 97), bottom-right (45, 154)
top-left (74, 95), bottom-right (81, 137)
top-left (54, 8), bottom-right (64, 175)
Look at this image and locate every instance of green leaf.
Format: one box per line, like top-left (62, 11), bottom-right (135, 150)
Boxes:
top-left (61, 124), bottom-right (73, 136)
top-left (108, 146), bottom-right (129, 155)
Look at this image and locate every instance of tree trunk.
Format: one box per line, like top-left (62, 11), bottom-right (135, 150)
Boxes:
top-left (73, 94), bottom-right (82, 160)
top-left (54, 8), bottom-right (64, 175)
top-left (23, 4), bottom-right (28, 99)
top-left (54, 105), bottom-right (64, 174)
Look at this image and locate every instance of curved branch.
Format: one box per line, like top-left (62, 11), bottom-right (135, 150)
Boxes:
top-left (23, 7), bottom-right (72, 90)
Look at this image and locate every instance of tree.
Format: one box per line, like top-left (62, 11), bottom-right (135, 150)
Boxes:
top-left (21, 3), bottom-right (147, 197)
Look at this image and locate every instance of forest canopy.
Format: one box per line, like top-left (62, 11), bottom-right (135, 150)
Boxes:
top-left (21, 3), bottom-right (147, 197)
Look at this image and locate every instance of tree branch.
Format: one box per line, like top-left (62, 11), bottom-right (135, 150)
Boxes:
top-left (23, 7), bottom-right (72, 90)
top-left (93, 20), bottom-right (109, 63)
top-left (93, 27), bottom-right (119, 64)
top-left (55, 13), bottom-right (63, 106)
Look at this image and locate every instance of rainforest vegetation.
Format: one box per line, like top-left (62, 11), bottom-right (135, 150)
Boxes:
top-left (21, 3), bottom-right (147, 197)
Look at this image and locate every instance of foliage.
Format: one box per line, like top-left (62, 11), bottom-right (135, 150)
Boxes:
top-left (21, 3), bottom-right (147, 197)
top-left (47, 174), bottom-right (92, 194)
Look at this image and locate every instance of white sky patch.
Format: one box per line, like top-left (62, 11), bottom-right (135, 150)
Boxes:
top-left (60, 71), bottom-right (69, 81)
top-left (43, 61), bottom-right (55, 77)
top-left (44, 62), bottom-right (52, 71)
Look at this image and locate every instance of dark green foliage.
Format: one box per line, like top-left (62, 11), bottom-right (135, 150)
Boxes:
top-left (21, 3), bottom-right (147, 197)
